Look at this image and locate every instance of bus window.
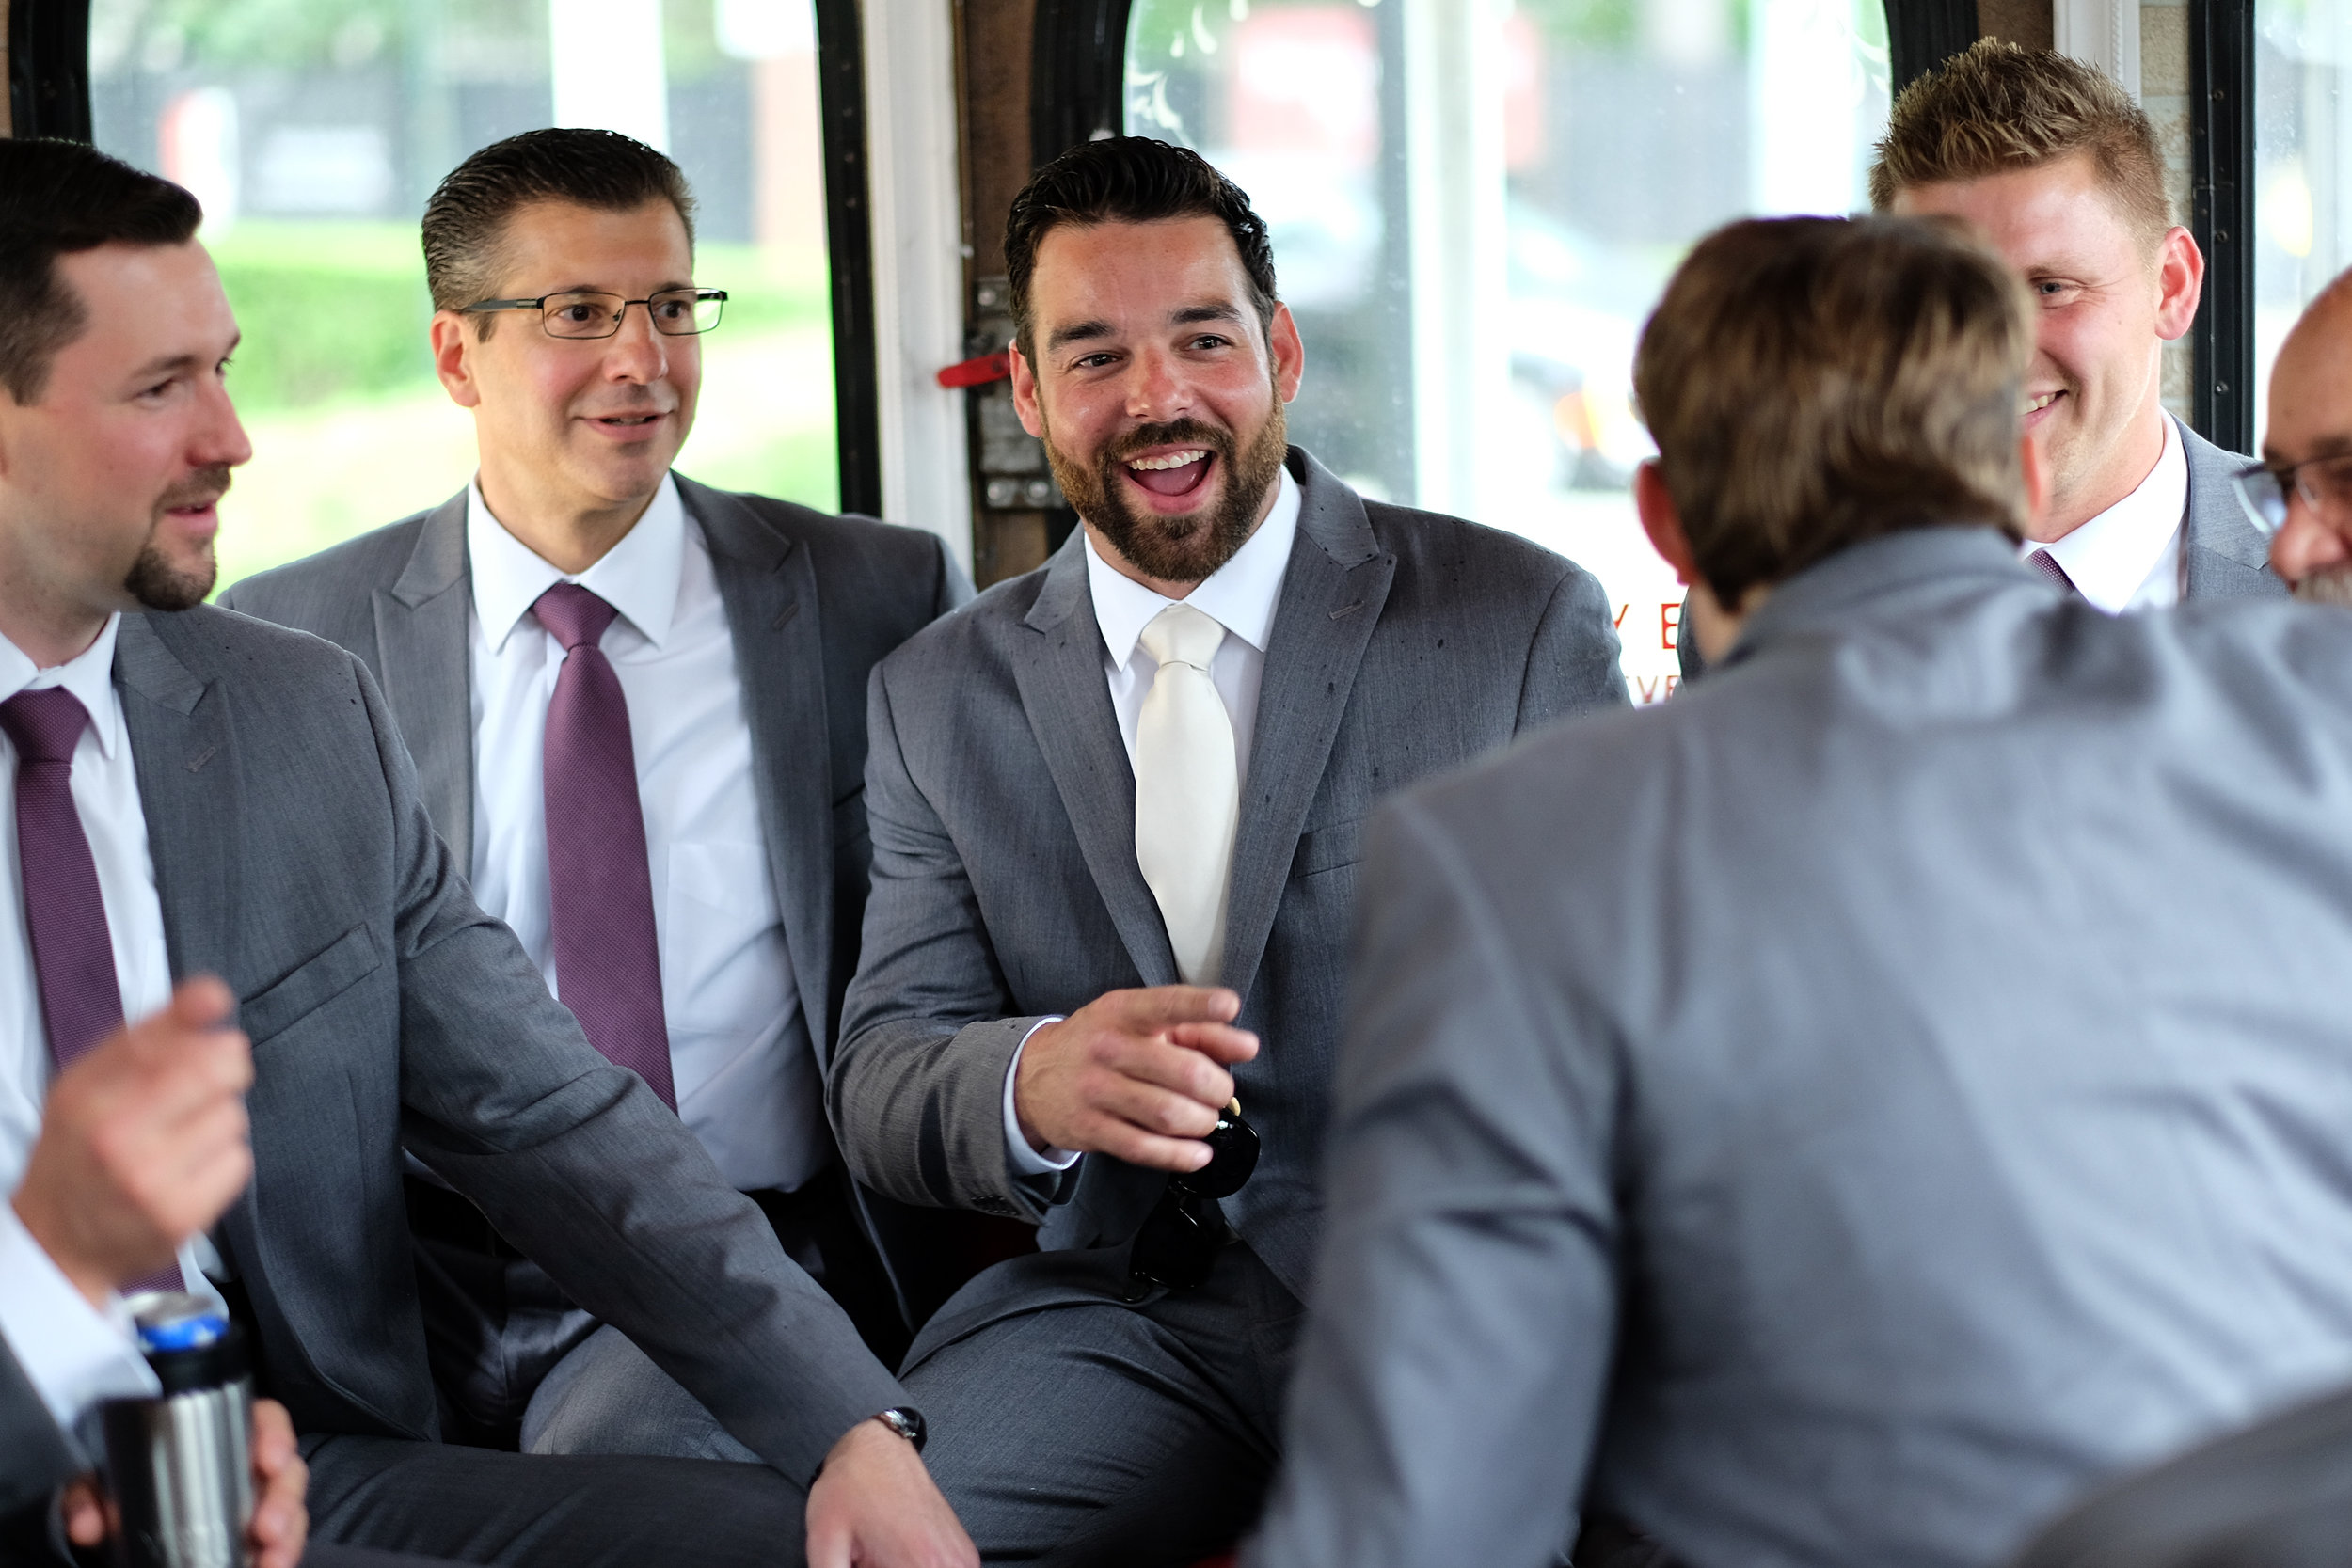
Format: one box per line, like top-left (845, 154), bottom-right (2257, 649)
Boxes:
top-left (87, 0), bottom-right (837, 594)
top-left (2256, 0), bottom-right (2348, 450)
top-left (1124, 0), bottom-right (1891, 704)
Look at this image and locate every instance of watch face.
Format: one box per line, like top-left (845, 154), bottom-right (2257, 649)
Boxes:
top-left (883, 1407), bottom-right (927, 1449)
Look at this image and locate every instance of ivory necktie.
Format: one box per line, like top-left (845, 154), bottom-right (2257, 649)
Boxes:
top-left (3, 688), bottom-right (183, 1294)
top-left (533, 584), bottom-right (676, 1109)
top-left (1135, 603), bottom-right (1240, 987)
top-left (2027, 548), bottom-right (2080, 596)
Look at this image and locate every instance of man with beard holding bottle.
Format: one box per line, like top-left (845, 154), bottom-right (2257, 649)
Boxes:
top-left (817, 136), bottom-right (1628, 1563)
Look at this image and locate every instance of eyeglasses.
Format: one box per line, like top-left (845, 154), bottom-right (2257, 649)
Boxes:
top-left (2231, 452), bottom-right (2352, 537)
top-left (1128, 1098), bottom-right (1260, 1292)
top-left (460, 287), bottom-right (727, 340)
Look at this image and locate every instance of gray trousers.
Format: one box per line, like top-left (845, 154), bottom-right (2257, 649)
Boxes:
top-left (304, 1434), bottom-right (803, 1567)
top-left (519, 1238), bottom-right (1304, 1565)
top-left (904, 1239), bottom-right (1303, 1567)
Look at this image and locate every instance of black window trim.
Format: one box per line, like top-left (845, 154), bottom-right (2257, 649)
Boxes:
top-left (10, 0), bottom-right (95, 140)
top-left (2190, 0), bottom-right (2255, 454)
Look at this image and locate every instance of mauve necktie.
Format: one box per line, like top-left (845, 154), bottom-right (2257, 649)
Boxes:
top-left (2028, 547), bottom-right (2081, 596)
top-left (3, 687), bottom-right (183, 1294)
top-left (533, 583), bottom-right (676, 1109)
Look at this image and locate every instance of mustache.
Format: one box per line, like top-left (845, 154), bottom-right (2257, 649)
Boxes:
top-left (157, 465), bottom-right (233, 514)
top-left (2293, 563), bottom-right (2352, 609)
top-left (1108, 420), bottom-right (1234, 465)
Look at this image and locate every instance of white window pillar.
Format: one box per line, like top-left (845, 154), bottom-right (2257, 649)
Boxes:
top-left (2055, 0), bottom-right (2143, 103)
top-left (1402, 0), bottom-right (1513, 524)
top-left (550, 0), bottom-right (671, 150)
top-left (858, 0), bottom-right (974, 576)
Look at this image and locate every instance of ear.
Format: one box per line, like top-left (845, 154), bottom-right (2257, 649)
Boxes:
top-left (1634, 460), bottom-right (1699, 588)
top-left (2153, 226), bottom-right (2204, 343)
top-left (431, 311), bottom-right (484, 410)
top-left (1268, 302), bottom-right (1306, 404)
top-left (2019, 428), bottom-right (2049, 533)
top-left (1009, 341), bottom-right (1045, 438)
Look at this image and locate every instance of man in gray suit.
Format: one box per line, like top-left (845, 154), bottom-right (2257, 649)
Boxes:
top-left (826, 136), bottom-right (1627, 1563)
top-left (1251, 214), bottom-right (2352, 1568)
top-left (221, 130), bottom-right (970, 1451)
top-left (0, 138), bottom-right (969, 1568)
top-left (1677, 41), bottom-right (2281, 677)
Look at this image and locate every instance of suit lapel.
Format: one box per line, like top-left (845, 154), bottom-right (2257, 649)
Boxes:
top-left (1014, 535), bottom-right (1180, 987)
top-left (2176, 418), bottom-right (2283, 597)
top-left (1219, 453), bottom-right (1393, 1004)
top-left (371, 493), bottom-right (475, 863)
top-left (114, 615), bottom-right (261, 1259)
top-left (687, 480), bottom-right (841, 1061)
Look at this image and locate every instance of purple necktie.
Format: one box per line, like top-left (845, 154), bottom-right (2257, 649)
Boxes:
top-left (3, 688), bottom-right (184, 1295)
top-left (2027, 547), bottom-right (2080, 596)
top-left (533, 584), bottom-right (675, 1110)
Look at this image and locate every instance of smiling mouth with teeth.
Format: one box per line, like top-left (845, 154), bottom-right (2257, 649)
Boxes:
top-left (597, 413), bottom-right (663, 426)
top-left (2022, 392), bottom-right (2060, 414)
top-left (1123, 448), bottom-right (1214, 499)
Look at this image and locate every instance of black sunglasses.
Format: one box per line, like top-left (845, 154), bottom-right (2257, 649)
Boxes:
top-left (1128, 1099), bottom-right (1261, 1292)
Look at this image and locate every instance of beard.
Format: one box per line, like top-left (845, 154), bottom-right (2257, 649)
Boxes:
top-left (1044, 398), bottom-right (1289, 585)
top-left (125, 465), bottom-right (230, 611)
top-left (2294, 562), bottom-right (2352, 608)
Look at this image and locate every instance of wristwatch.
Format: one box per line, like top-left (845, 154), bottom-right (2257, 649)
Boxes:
top-left (876, 1406), bottom-right (927, 1451)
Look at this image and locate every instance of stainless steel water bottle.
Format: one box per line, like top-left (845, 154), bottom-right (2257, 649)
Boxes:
top-left (100, 1291), bottom-right (254, 1568)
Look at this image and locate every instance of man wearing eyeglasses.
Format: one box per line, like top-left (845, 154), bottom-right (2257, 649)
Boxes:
top-left (2248, 275), bottom-right (2352, 602)
top-left (222, 129), bottom-right (970, 1462)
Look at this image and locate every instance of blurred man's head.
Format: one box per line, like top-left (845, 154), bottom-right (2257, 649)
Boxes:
top-left (1004, 136), bottom-right (1303, 592)
top-left (2255, 274), bottom-right (2352, 604)
top-left (1874, 40), bottom-right (2201, 542)
top-left (1632, 215), bottom-right (2034, 625)
top-left (0, 140), bottom-right (247, 659)
top-left (422, 129), bottom-right (706, 534)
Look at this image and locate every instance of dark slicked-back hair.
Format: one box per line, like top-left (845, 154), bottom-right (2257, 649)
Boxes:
top-left (1005, 136), bottom-right (1278, 361)
top-left (0, 139), bottom-right (203, 404)
top-left (422, 128), bottom-right (696, 336)
top-left (1634, 214), bottom-right (2035, 606)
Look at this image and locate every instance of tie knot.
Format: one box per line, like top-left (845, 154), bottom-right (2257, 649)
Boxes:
top-left (2026, 547), bottom-right (2080, 596)
top-left (532, 582), bottom-right (621, 651)
top-left (0, 687), bottom-right (92, 766)
top-left (1139, 602), bottom-right (1226, 673)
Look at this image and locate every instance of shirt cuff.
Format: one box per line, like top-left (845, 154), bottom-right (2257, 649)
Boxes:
top-left (1002, 1017), bottom-right (1083, 1178)
top-left (0, 1200), bottom-right (160, 1441)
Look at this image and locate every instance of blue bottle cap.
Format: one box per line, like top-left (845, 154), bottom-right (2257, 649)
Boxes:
top-left (131, 1292), bottom-right (229, 1354)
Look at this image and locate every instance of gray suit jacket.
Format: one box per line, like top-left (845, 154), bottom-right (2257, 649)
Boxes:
top-left (830, 450), bottom-right (1629, 1308)
top-left (217, 474), bottom-right (969, 1072)
top-left (30, 606), bottom-right (902, 1484)
top-left (2, 1343), bottom-right (74, 1514)
top-left (1254, 527), bottom-right (2352, 1568)
top-left (1676, 417), bottom-right (2287, 678)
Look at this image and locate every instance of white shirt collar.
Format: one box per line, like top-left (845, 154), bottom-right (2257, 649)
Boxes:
top-left (468, 474), bottom-right (688, 654)
top-left (0, 616), bottom-right (125, 761)
top-left (2033, 415), bottom-right (2187, 611)
top-left (1084, 466), bottom-right (1301, 671)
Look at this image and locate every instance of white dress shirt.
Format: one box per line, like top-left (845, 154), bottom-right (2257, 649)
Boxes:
top-left (466, 476), bottom-right (830, 1196)
top-left (0, 619), bottom-right (194, 1441)
top-left (1001, 468), bottom-right (1303, 1176)
top-left (2031, 413), bottom-right (2188, 612)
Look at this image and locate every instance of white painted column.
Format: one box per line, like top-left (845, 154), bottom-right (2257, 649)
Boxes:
top-left (549, 0), bottom-right (671, 150)
top-left (859, 0), bottom-right (974, 576)
top-left (2056, 0), bottom-right (2143, 103)
top-left (1402, 0), bottom-right (1512, 522)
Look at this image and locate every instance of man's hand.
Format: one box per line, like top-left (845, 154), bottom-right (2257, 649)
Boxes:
top-left (805, 1417), bottom-right (976, 1568)
top-left (10, 977), bottom-right (252, 1307)
top-left (1014, 986), bottom-right (1259, 1172)
top-left (63, 1398), bottom-right (308, 1568)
